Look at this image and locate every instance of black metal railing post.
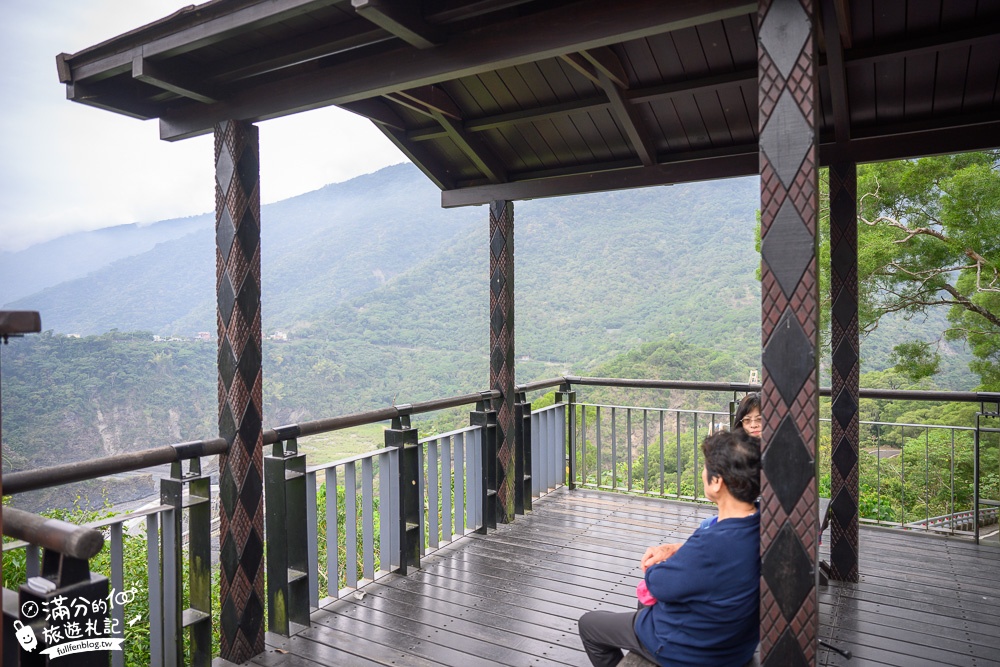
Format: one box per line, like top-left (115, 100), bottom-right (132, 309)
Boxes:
top-left (557, 384), bottom-right (576, 490)
top-left (385, 411), bottom-right (420, 574)
top-left (514, 391), bottom-right (532, 513)
top-left (160, 457), bottom-right (213, 665)
top-left (974, 398), bottom-right (1000, 544)
top-left (470, 395), bottom-right (497, 532)
top-left (264, 439), bottom-right (309, 635)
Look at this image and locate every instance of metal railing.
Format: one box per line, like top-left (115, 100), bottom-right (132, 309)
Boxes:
top-left (2, 389), bottom-right (501, 663)
top-left (4, 375), bottom-right (997, 665)
top-left (515, 378), bottom-right (1000, 543)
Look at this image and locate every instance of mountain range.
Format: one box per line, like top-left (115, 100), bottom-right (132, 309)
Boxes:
top-left (0, 163), bottom-right (975, 485)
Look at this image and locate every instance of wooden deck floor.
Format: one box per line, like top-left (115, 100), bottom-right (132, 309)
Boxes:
top-left (252, 488), bottom-right (1000, 667)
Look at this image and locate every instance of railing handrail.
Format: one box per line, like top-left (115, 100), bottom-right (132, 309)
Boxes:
top-left (3, 438), bottom-right (228, 496)
top-left (521, 375), bottom-right (1000, 403)
top-left (3, 506), bottom-right (105, 560)
top-left (266, 389), bottom-right (500, 442)
top-left (3, 390), bottom-right (501, 497)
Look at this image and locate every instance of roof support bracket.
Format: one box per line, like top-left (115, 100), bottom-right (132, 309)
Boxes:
top-left (132, 57), bottom-right (217, 104)
top-left (352, 0), bottom-right (444, 49)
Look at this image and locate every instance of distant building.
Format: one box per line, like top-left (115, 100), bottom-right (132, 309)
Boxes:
top-left (66, 333), bottom-right (81, 338)
top-left (270, 331), bottom-right (288, 341)
top-left (195, 331), bottom-right (212, 341)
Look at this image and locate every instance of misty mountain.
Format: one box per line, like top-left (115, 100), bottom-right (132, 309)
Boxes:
top-left (0, 214), bottom-right (211, 306)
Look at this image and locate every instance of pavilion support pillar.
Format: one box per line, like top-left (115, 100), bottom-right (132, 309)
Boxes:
top-left (828, 162), bottom-right (860, 582)
top-left (215, 120), bottom-right (265, 662)
top-left (489, 200), bottom-right (516, 525)
top-left (757, 1), bottom-right (820, 666)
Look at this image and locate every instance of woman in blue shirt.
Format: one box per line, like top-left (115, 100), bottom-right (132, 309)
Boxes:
top-left (578, 430), bottom-right (761, 667)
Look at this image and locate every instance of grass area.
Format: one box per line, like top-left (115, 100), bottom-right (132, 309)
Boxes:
top-left (295, 422), bottom-right (389, 465)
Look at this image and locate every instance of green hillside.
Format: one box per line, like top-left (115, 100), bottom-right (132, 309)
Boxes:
top-left (0, 164), bottom-right (980, 504)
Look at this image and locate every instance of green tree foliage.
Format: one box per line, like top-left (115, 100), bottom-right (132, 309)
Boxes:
top-left (853, 151), bottom-right (1000, 389)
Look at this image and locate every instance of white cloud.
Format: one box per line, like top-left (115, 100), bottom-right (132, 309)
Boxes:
top-left (0, 1), bottom-right (406, 252)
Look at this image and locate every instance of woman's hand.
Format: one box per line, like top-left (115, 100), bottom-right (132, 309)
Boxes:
top-left (640, 543), bottom-right (681, 572)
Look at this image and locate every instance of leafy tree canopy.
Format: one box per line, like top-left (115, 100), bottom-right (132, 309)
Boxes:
top-left (814, 151), bottom-right (1000, 389)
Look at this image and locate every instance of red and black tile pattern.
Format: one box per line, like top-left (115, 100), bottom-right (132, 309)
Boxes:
top-left (215, 120), bottom-right (265, 662)
top-left (758, 1), bottom-right (819, 665)
top-left (828, 162), bottom-right (860, 582)
top-left (489, 200), bottom-right (516, 524)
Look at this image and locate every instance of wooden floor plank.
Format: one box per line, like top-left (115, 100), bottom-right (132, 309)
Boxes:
top-left (256, 487), bottom-right (1000, 667)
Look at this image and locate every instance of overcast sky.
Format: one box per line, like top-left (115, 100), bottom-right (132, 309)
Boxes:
top-left (0, 1), bottom-right (407, 252)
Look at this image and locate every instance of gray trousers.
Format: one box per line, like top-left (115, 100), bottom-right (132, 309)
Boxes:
top-left (577, 609), bottom-right (659, 667)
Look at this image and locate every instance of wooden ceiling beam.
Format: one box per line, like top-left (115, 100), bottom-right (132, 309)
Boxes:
top-left (374, 125), bottom-right (455, 190)
top-left (430, 110), bottom-right (507, 183)
top-left (339, 99), bottom-right (408, 131)
top-left (392, 86), bottom-right (463, 120)
top-left (159, 0), bottom-right (757, 140)
top-left (822, 115), bottom-right (1000, 165)
top-left (132, 57), bottom-right (216, 104)
top-left (559, 53), bottom-right (601, 86)
top-left (66, 82), bottom-right (159, 120)
top-left (352, 0), bottom-right (444, 49)
top-left (407, 95), bottom-right (611, 141)
top-left (844, 21), bottom-right (1000, 67)
top-left (581, 47), bottom-right (628, 88)
top-left (204, 20), bottom-right (390, 85)
top-left (627, 68), bottom-right (753, 104)
top-left (442, 149), bottom-right (759, 207)
top-left (66, 0), bottom-right (339, 83)
top-left (594, 64), bottom-right (656, 167)
top-left (820, 0), bottom-right (849, 143)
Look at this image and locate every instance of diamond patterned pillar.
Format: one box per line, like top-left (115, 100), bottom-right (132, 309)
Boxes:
top-left (215, 120), bottom-right (265, 663)
top-left (758, 1), bottom-right (819, 665)
top-left (829, 161), bottom-right (859, 582)
top-left (489, 200), bottom-right (516, 525)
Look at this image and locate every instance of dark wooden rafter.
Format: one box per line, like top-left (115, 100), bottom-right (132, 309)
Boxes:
top-left (339, 98), bottom-right (408, 131)
top-left (203, 20), bottom-right (390, 85)
top-left (844, 19), bottom-right (1000, 67)
top-left (372, 124), bottom-right (455, 190)
top-left (561, 48), bottom-right (655, 166)
top-left (442, 148), bottom-right (757, 206)
top-left (386, 85), bottom-right (506, 183)
top-left (406, 96), bottom-right (611, 141)
top-left (66, 81), bottom-right (159, 120)
top-left (132, 57), bottom-right (216, 104)
top-left (408, 66), bottom-right (756, 144)
top-left (65, 0), bottom-right (340, 83)
top-left (626, 68), bottom-right (753, 104)
top-left (158, 0), bottom-right (757, 139)
top-left (820, 0), bottom-right (849, 143)
top-left (823, 116), bottom-right (1000, 164)
top-left (352, 0), bottom-right (444, 49)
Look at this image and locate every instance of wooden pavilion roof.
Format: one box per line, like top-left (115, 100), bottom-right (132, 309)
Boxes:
top-left (58, 0), bottom-right (1000, 206)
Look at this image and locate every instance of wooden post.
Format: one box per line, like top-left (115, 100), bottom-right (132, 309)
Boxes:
top-left (215, 120), bottom-right (265, 662)
top-left (829, 162), bottom-right (860, 582)
top-left (758, 1), bottom-right (820, 665)
top-left (489, 200), bottom-right (516, 524)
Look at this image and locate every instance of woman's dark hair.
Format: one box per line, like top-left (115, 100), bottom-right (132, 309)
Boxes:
top-left (732, 392), bottom-right (761, 432)
top-left (701, 430), bottom-right (761, 503)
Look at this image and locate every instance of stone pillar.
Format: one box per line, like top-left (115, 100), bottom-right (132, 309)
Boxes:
top-left (489, 200), bottom-right (516, 524)
top-left (829, 162), bottom-right (860, 582)
top-left (215, 120), bottom-right (265, 662)
top-left (757, 1), bottom-right (820, 665)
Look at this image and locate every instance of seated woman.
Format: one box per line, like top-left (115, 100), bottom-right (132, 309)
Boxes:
top-left (732, 392), bottom-right (762, 438)
top-left (578, 430), bottom-right (761, 667)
